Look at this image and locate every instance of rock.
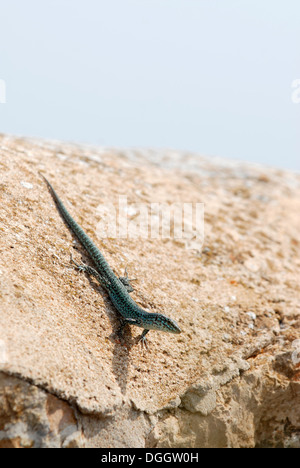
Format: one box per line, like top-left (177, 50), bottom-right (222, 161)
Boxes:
top-left (0, 373), bottom-right (83, 448)
top-left (0, 134), bottom-right (299, 447)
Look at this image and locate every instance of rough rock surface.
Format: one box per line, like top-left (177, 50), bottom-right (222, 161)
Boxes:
top-left (0, 133), bottom-right (299, 448)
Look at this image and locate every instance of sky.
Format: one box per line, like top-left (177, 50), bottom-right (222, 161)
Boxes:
top-left (0, 0), bottom-right (299, 170)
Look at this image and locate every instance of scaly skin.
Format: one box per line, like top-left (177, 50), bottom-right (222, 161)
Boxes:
top-left (41, 175), bottom-right (181, 343)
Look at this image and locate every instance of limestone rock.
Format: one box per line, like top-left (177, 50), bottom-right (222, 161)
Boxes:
top-left (0, 134), bottom-right (299, 447)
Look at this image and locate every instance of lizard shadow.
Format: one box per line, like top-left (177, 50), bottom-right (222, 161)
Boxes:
top-left (72, 248), bottom-right (137, 396)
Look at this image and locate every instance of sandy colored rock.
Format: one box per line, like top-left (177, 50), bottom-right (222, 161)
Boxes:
top-left (0, 133), bottom-right (299, 447)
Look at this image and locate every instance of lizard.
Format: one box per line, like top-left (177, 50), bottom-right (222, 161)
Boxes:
top-left (40, 174), bottom-right (181, 346)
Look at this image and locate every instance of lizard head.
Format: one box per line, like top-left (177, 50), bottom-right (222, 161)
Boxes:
top-left (144, 313), bottom-right (182, 334)
top-left (162, 315), bottom-right (182, 334)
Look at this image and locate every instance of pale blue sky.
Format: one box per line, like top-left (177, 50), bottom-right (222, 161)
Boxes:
top-left (0, 0), bottom-right (299, 170)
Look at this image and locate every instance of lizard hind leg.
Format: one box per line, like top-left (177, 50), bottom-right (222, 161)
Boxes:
top-left (118, 267), bottom-right (137, 293)
top-left (69, 252), bottom-right (110, 289)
